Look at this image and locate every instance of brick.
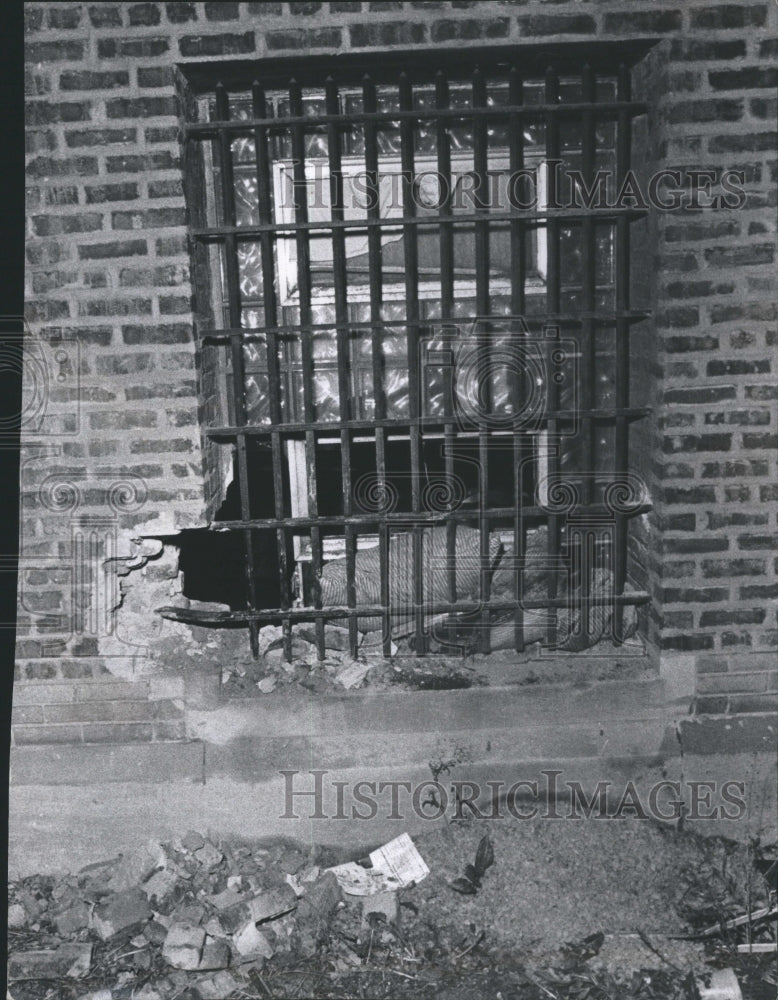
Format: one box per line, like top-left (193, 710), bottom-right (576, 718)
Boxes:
top-left (710, 67), bottom-right (778, 91)
top-left (707, 359), bottom-right (770, 376)
top-left (729, 694), bottom-right (778, 712)
top-left (663, 611), bottom-right (694, 630)
top-left (48, 7), bottom-right (83, 28)
top-left (669, 39), bottom-right (746, 60)
top-left (711, 302), bottom-right (778, 324)
top-left (125, 380), bottom-right (197, 400)
top-left (759, 38), bottom-right (778, 58)
top-left (98, 37), bottom-right (170, 58)
top-left (664, 537), bottom-right (729, 554)
top-left (85, 182), bottom-right (139, 204)
top-left (92, 889), bottom-right (152, 939)
top-left (738, 533), bottom-right (778, 550)
top-left (704, 244), bottom-right (774, 268)
top-left (661, 635), bottom-right (714, 652)
top-left (137, 66), bottom-right (174, 88)
top-left (179, 32), bottom-right (255, 56)
top-left (82, 723), bottom-right (155, 743)
top-left (709, 132), bottom-right (777, 154)
top-left (112, 207), bottom-right (186, 229)
top-left (749, 97), bottom-right (777, 120)
top-left (25, 40), bottom-right (85, 62)
top-left (89, 5), bottom-right (123, 26)
top-left (27, 155), bottom-right (98, 178)
top-left (517, 13), bottom-right (595, 35)
top-left (165, 2), bottom-right (197, 22)
top-left (348, 23), bottom-right (422, 46)
top-left (702, 558), bottom-right (766, 577)
top-left (725, 484), bottom-right (751, 502)
top-left (689, 4), bottom-right (767, 29)
top-left (78, 240), bottom-right (147, 260)
top-left (290, 0), bottom-right (322, 11)
top-left (119, 263), bottom-right (188, 287)
top-left (603, 10), bottom-right (682, 33)
top-left (665, 279), bottom-right (735, 299)
top-left (745, 384), bottom-right (778, 401)
top-left (106, 151), bottom-right (179, 173)
top-left (66, 127), bottom-right (137, 148)
top-left (700, 609), bottom-right (766, 627)
top-left (148, 178), bottom-right (183, 198)
top-left (106, 97), bottom-right (178, 119)
top-left (662, 433), bottom-right (731, 453)
top-left (128, 2), bottom-right (162, 25)
top-left (88, 409), bottom-right (158, 430)
top-left (26, 131), bottom-right (58, 155)
top-left (12, 705), bottom-right (45, 725)
top-left (702, 460), bottom-right (769, 478)
top-left (24, 7), bottom-right (44, 32)
top-left (95, 353), bottom-right (153, 375)
top-left (14, 724), bottom-right (83, 744)
top-left (741, 584), bottom-right (778, 600)
top-left (31, 211), bottom-right (104, 237)
top-left (663, 386), bottom-right (735, 405)
top-left (60, 69), bottom-right (130, 91)
top-left (759, 485), bottom-right (778, 501)
top-left (667, 100), bottom-right (743, 125)
top-left (693, 696), bottom-right (729, 715)
top-left (709, 511), bottom-right (768, 529)
top-left (659, 513), bottom-right (696, 532)
top-left (742, 432), bottom-right (778, 449)
top-left (663, 487), bottom-right (716, 505)
top-left (205, 1), bottom-right (239, 18)
top-left (156, 234), bottom-right (188, 255)
top-left (78, 297), bottom-right (153, 318)
top-left (130, 438), bottom-right (193, 454)
top-left (122, 324), bottom-right (191, 345)
top-left (159, 296), bottom-right (190, 314)
top-left (432, 18), bottom-right (509, 41)
top-left (26, 101), bottom-right (91, 126)
top-left (25, 68), bottom-right (52, 96)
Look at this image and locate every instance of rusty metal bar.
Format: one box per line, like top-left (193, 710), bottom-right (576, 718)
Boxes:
top-left (362, 73), bottom-right (391, 655)
top-left (435, 69), bottom-right (458, 648)
top-left (325, 75), bottom-right (359, 657)
top-left (472, 66), bottom-right (491, 654)
top-left (614, 62), bottom-right (632, 642)
top-left (544, 66), bottom-right (562, 649)
top-left (399, 71), bottom-right (425, 654)
top-left (252, 80), bottom-right (293, 661)
top-left (508, 65), bottom-right (528, 654)
top-left (214, 82), bottom-right (260, 658)
top-left (289, 77), bottom-right (325, 659)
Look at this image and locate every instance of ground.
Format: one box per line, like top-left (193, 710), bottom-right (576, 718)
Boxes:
top-left (7, 811), bottom-right (777, 1000)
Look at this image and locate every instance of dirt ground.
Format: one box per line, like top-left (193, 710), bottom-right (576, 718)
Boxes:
top-left (7, 811), bottom-right (776, 1000)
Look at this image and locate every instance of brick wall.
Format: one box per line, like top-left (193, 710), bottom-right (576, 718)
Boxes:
top-left (20, 0), bottom-right (778, 744)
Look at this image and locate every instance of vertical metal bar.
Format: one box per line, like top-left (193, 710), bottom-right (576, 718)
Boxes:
top-left (435, 70), bottom-right (457, 648)
top-left (252, 81), bottom-right (293, 660)
top-left (399, 71), bottom-right (425, 654)
top-left (544, 66), bottom-right (562, 648)
top-left (580, 64), bottom-right (597, 642)
top-left (472, 66), bottom-right (491, 654)
top-left (289, 77), bottom-right (325, 660)
top-left (614, 63), bottom-right (632, 641)
top-left (325, 76), bottom-right (359, 658)
top-left (508, 65), bottom-right (527, 653)
top-left (215, 82), bottom-right (260, 658)
top-left (362, 74), bottom-right (391, 655)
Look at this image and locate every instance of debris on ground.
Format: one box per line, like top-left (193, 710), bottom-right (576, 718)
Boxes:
top-left (7, 820), bottom-right (777, 1000)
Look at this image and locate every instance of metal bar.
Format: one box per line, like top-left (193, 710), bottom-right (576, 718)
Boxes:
top-left (472, 66), bottom-right (491, 654)
top-left (325, 75), bottom-right (359, 658)
top-left (362, 73), bottom-right (391, 654)
top-left (190, 206), bottom-right (648, 238)
top-left (399, 71), bottom-right (425, 655)
top-left (215, 82), bottom-right (260, 657)
top-left (436, 69), bottom-right (458, 648)
top-left (202, 310), bottom-right (652, 340)
top-left (205, 407), bottom-right (652, 437)
top-left (289, 77), bottom-right (325, 660)
top-left (212, 499), bottom-right (652, 531)
top-left (614, 62), bottom-right (632, 642)
top-left (509, 65), bottom-right (528, 653)
top-left (544, 66), bottom-right (562, 649)
top-left (184, 101), bottom-right (649, 136)
top-left (159, 591), bottom-right (650, 627)
top-left (252, 80), bottom-right (293, 660)
top-left (579, 64), bottom-right (597, 644)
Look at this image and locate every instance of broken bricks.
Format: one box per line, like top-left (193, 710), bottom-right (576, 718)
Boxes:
top-left (91, 888), bottom-right (151, 941)
top-left (161, 920), bottom-right (206, 970)
top-left (217, 882), bottom-right (297, 934)
top-left (8, 943), bottom-right (94, 981)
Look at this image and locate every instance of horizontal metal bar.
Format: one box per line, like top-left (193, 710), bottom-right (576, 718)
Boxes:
top-left (185, 100), bottom-right (647, 135)
top-left (205, 408), bottom-right (651, 438)
top-left (158, 590), bottom-right (650, 627)
top-left (192, 207), bottom-right (647, 239)
top-left (209, 500), bottom-right (651, 531)
top-left (201, 312), bottom-right (652, 341)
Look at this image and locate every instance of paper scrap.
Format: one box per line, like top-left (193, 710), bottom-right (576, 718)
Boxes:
top-left (327, 833), bottom-right (430, 896)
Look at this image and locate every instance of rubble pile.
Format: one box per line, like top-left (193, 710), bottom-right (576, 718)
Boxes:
top-left (7, 822), bottom-right (776, 1000)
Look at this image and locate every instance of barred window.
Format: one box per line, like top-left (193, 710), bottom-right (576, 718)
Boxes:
top-left (176, 48), bottom-right (652, 660)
